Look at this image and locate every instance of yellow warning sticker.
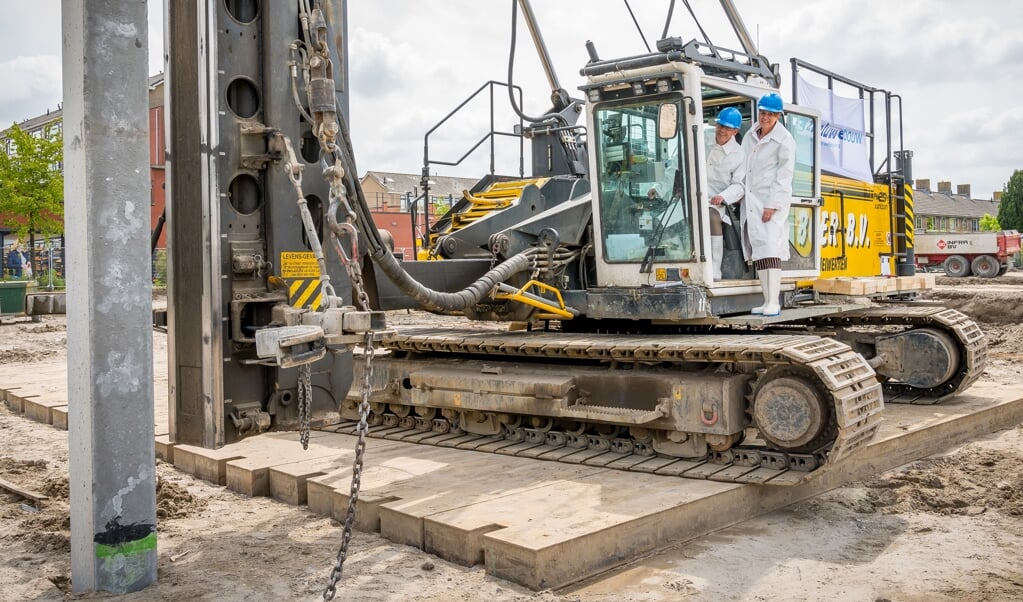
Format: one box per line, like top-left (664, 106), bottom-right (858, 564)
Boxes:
top-left (280, 252), bottom-right (319, 278)
top-left (289, 279), bottom-right (323, 310)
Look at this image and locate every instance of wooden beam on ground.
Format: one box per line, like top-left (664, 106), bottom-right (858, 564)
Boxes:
top-left (0, 477), bottom-right (49, 505)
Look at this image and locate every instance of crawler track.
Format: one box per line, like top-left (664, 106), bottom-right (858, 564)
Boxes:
top-left (790, 306), bottom-right (987, 402)
top-left (341, 329), bottom-right (885, 485)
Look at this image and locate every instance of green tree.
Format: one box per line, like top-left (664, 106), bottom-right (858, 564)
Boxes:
top-left (0, 122), bottom-right (64, 241)
top-left (979, 214), bottom-right (1001, 231)
top-left (997, 169), bottom-right (1023, 232)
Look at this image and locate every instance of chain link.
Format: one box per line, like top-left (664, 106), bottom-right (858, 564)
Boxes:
top-left (321, 147), bottom-right (375, 599)
top-left (323, 331), bottom-right (374, 600)
top-left (298, 363), bottom-right (312, 450)
top-left (284, 8), bottom-right (378, 594)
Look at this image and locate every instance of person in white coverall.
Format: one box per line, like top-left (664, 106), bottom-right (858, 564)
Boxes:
top-left (705, 107), bottom-right (745, 280)
top-left (740, 92), bottom-right (796, 316)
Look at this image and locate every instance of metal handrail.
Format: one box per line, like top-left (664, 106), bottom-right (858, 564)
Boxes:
top-left (417, 80), bottom-right (526, 256)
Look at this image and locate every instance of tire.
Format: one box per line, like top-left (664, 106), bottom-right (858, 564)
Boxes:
top-left (998, 265), bottom-right (1009, 276)
top-left (970, 255), bottom-right (1000, 278)
top-left (942, 255), bottom-right (971, 278)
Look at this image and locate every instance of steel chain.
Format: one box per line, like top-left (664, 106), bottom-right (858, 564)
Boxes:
top-left (322, 154), bottom-right (376, 599)
top-left (286, 11), bottom-right (377, 592)
top-left (298, 363), bottom-right (312, 450)
top-left (323, 332), bottom-right (374, 600)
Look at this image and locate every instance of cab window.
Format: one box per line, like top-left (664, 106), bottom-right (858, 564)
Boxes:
top-left (784, 113), bottom-right (817, 199)
top-left (594, 97), bottom-right (693, 263)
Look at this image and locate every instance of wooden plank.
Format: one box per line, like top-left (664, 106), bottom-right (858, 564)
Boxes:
top-left (305, 444), bottom-right (504, 534)
top-left (223, 432), bottom-right (337, 497)
top-left (51, 406), bottom-right (68, 431)
top-left (427, 468), bottom-right (730, 586)
top-left (155, 435), bottom-right (175, 463)
top-left (813, 277), bottom-right (878, 296)
top-left (0, 476), bottom-right (48, 504)
top-left (269, 455), bottom-right (347, 506)
top-left (3, 391), bottom-right (33, 413)
top-left (377, 450), bottom-right (602, 556)
top-left (0, 386), bottom-right (20, 408)
top-left (23, 394), bottom-right (66, 425)
top-left (171, 444), bottom-right (246, 486)
top-left (479, 385), bottom-right (1023, 590)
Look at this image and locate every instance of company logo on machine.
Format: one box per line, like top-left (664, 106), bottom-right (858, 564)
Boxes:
top-left (937, 239), bottom-right (971, 250)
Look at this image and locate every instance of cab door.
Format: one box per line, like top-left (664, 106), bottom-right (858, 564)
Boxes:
top-left (779, 106), bottom-right (822, 278)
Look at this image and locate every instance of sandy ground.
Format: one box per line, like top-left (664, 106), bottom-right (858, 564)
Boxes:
top-left (1, 275), bottom-right (1022, 601)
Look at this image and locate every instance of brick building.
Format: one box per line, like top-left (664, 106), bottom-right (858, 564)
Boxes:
top-left (360, 171), bottom-right (480, 259)
top-left (912, 179), bottom-right (1002, 233)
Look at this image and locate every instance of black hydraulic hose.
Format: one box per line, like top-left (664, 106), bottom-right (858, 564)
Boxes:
top-left (507, 0), bottom-right (566, 127)
top-left (623, 0), bottom-right (651, 53)
top-left (373, 246), bottom-right (538, 312)
top-left (331, 103), bottom-right (541, 312)
top-left (680, 0), bottom-right (715, 49)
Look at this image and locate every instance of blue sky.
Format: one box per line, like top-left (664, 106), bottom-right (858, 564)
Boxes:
top-left (1, 0), bottom-right (1020, 200)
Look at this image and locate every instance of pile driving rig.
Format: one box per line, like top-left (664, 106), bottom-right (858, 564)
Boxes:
top-left (166, 0), bottom-right (985, 485)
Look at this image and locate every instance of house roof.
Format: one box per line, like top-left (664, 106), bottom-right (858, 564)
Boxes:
top-left (4, 109), bottom-right (62, 136)
top-left (913, 188), bottom-right (1000, 219)
top-left (361, 171), bottom-right (480, 198)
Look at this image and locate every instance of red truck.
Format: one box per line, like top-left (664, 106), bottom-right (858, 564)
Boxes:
top-left (914, 230), bottom-right (1021, 277)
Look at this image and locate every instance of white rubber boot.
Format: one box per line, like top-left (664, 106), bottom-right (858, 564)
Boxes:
top-left (711, 235), bottom-right (723, 281)
top-left (762, 268), bottom-right (782, 316)
top-left (751, 270), bottom-right (769, 314)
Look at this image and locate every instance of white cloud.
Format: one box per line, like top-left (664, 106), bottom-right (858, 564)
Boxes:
top-left (2, 0), bottom-right (1019, 198)
top-left (0, 55), bottom-right (62, 127)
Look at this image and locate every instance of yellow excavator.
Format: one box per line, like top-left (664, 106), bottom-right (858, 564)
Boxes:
top-left (165, 0), bottom-right (985, 487)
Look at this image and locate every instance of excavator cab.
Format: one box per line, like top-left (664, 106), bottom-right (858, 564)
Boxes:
top-left (583, 63), bottom-right (823, 314)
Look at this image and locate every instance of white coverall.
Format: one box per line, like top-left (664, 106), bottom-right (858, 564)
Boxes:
top-left (706, 137), bottom-right (745, 224)
top-left (739, 123), bottom-right (796, 261)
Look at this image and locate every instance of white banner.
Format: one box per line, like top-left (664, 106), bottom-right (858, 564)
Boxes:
top-left (796, 75), bottom-right (873, 182)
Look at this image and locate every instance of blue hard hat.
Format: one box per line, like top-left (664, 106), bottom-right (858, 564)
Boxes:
top-left (715, 107), bottom-right (742, 129)
top-left (757, 92), bottom-right (784, 113)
